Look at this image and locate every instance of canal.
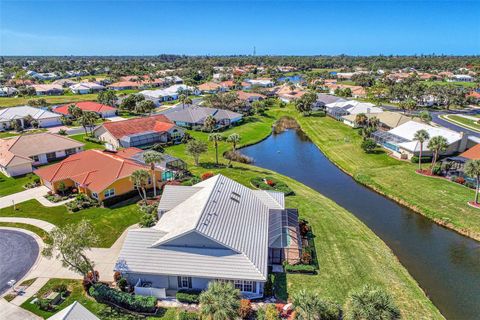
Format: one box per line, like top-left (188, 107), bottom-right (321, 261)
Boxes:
top-left (241, 129), bottom-right (480, 320)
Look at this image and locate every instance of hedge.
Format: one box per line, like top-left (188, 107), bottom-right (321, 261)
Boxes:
top-left (84, 136), bottom-right (103, 144)
top-left (250, 176), bottom-right (294, 196)
top-left (177, 310), bottom-right (200, 320)
top-left (410, 155), bottom-right (432, 164)
top-left (176, 289), bottom-right (202, 304)
top-left (89, 283), bottom-right (157, 313)
top-left (284, 264), bottom-right (316, 274)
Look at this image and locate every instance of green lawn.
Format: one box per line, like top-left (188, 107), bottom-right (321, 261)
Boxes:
top-left (0, 94), bottom-right (99, 108)
top-left (21, 279), bottom-right (179, 320)
top-left (442, 115), bottom-right (480, 132)
top-left (0, 200), bottom-right (141, 247)
top-left (0, 173), bottom-right (38, 197)
top-left (293, 109), bottom-right (480, 240)
top-left (424, 81), bottom-right (478, 88)
top-left (0, 222), bottom-right (51, 243)
top-left (70, 134), bottom-right (105, 150)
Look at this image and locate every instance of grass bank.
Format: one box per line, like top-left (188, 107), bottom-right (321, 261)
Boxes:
top-left (292, 107), bottom-right (480, 240)
top-left (0, 222), bottom-right (51, 243)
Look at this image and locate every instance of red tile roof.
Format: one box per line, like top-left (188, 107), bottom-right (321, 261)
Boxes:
top-left (56, 101), bottom-right (116, 115)
top-left (460, 144), bottom-right (480, 160)
top-left (100, 115), bottom-right (174, 139)
top-left (467, 91), bottom-right (480, 99)
top-left (236, 91), bottom-right (266, 101)
top-left (220, 80), bottom-right (235, 88)
top-left (34, 149), bottom-right (149, 193)
top-left (108, 81), bottom-right (140, 89)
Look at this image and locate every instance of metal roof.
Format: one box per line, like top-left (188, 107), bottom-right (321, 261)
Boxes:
top-left (47, 301), bottom-right (99, 320)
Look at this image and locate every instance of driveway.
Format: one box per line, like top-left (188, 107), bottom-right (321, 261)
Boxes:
top-left (0, 186), bottom-right (49, 209)
top-left (0, 230), bottom-right (39, 295)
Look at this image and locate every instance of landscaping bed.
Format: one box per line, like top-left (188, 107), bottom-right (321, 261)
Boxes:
top-left (250, 176), bottom-right (294, 196)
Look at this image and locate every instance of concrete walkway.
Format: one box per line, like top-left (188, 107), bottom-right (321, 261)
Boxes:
top-left (0, 186), bottom-right (74, 209)
top-left (0, 299), bottom-right (41, 319)
top-left (0, 217), bottom-right (56, 232)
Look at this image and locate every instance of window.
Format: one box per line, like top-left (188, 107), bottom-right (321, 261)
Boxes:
top-left (92, 193), bottom-right (98, 199)
top-left (178, 276), bottom-right (192, 289)
top-left (234, 280), bottom-right (243, 290)
top-left (46, 152), bottom-right (56, 161)
top-left (243, 281), bottom-right (254, 293)
top-left (30, 155), bottom-right (39, 162)
top-left (65, 148), bottom-right (77, 155)
top-left (104, 188), bottom-right (115, 198)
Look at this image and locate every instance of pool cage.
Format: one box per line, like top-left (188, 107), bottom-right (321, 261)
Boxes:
top-left (371, 130), bottom-right (409, 152)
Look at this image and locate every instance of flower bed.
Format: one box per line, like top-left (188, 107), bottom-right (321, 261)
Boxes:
top-left (65, 194), bottom-right (99, 212)
top-left (250, 176), bottom-right (294, 196)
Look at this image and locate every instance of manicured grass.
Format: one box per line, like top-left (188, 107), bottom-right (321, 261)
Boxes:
top-left (21, 279), bottom-right (178, 319)
top-left (0, 131), bottom-right (19, 138)
top-left (0, 222), bottom-right (51, 243)
top-left (443, 115), bottom-right (480, 132)
top-left (0, 200), bottom-right (141, 247)
top-left (164, 109), bottom-right (442, 319)
top-left (294, 109), bottom-right (480, 240)
top-left (424, 81), bottom-right (478, 88)
top-left (0, 94), bottom-right (99, 108)
top-left (0, 173), bottom-right (38, 197)
top-left (70, 134), bottom-right (105, 150)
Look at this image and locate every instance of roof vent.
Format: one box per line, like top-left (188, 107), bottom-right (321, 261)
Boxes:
top-left (230, 191), bottom-right (241, 203)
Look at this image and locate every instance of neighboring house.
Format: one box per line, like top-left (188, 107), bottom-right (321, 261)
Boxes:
top-left (219, 80), bottom-right (236, 90)
top-left (30, 84), bottom-right (64, 95)
top-left (116, 174), bottom-right (301, 299)
top-left (70, 82), bottom-right (105, 94)
top-left (245, 78), bottom-right (275, 88)
top-left (198, 82), bottom-right (224, 94)
top-left (55, 101), bottom-right (117, 118)
top-left (449, 74), bottom-right (474, 82)
top-left (324, 83), bottom-right (366, 98)
top-left (35, 148), bottom-right (160, 201)
top-left (0, 86), bottom-right (18, 97)
top-left (276, 85), bottom-right (306, 102)
top-left (27, 71), bottom-right (58, 81)
top-left (93, 115), bottom-right (184, 149)
top-left (0, 133), bottom-right (84, 177)
top-left (165, 106), bottom-right (243, 129)
top-left (108, 81), bottom-right (141, 91)
top-left (47, 301), bottom-right (99, 320)
top-left (52, 79), bottom-right (77, 87)
top-left (138, 85), bottom-right (199, 106)
top-left (372, 121), bottom-right (472, 159)
top-left (342, 111), bottom-right (421, 129)
top-left (468, 91), bottom-right (480, 104)
top-left (236, 91), bottom-right (266, 103)
top-left (0, 106), bottom-right (63, 130)
top-left (314, 94), bottom-right (346, 110)
top-left (325, 100), bottom-right (382, 120)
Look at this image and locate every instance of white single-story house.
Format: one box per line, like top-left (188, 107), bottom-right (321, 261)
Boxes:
top-left (27, 71), bottom-right (58, 81)
top-left (70, 82), bottom-right (105, 94)
top-left (0, 86), bottom-right (19, 97)
top-left (448, 74), bottom-right (474, 82)
top-left (165, 106), bottom-right (243, 129)
top-left (30, 84), bottom-right (64, 96)
top-left (0, 106), bottom-right (63, 130)
top-left (138, 85), bottom-right (200, 106)
top-left (47, 301), bottom-right (99, 320)
top-left (325, 100), bottom-right (382, 120)
top-left (372, 121), bottom-right (472, 159)
top-left (245, 78), bottom-right (275, 88)
top-left (116, 174), bottom-right (301, 299)
top-left (0, 133), bottom-right (84, 177)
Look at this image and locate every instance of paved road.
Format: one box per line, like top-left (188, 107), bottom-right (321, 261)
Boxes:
top-left (0, 230), bottom-right (39, 295)
top-left (431, 110), bottom-right (480, 138)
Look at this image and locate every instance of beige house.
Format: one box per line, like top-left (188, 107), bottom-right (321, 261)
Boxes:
top-left (342, 111), bottom-right (422, 129)
top-left (0, 133), bottom-right (84, 177)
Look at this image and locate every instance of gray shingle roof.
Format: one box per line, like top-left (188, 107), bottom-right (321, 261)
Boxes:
top-left (165, 107), bottom-right (242, 125)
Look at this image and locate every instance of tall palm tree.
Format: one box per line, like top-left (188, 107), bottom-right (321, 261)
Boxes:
top-left (413, 129), bottom-right (430, 170)
top-left (77, 111), bottom-right (98, 136)
top-left (209, 133), bottom-right (224, 166)
top-left (178, 94), bottom-right (192, 109)
top-left (464, 160), bottom-right (480, 204)
top-left (427, 135), bottom-right (448, 174)
top-left (355, 113), bottom-right (368, 127)
top-left (130, 169), bottom-right (150, 204)
top-left (142, 151), bottom-right (163, 197)
top-left (226, 133), bottom-right (241, 151)
top-left (199, 281), bottom-right (240, 320)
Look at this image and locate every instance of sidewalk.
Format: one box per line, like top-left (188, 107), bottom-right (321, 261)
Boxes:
top-left (0, 186), bottom-right (74, 209)
top-left (0, 299), bottom-right (41, 320)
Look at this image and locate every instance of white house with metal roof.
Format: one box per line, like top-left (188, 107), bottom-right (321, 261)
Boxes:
top-left (138, 85), bottom-right (199, 106)
top-left (0, 106), bottom-right (62, 130)
top-left (116, 174), bottom-right (301, 299)
top-left (47, 301), bottom-right (99, 320)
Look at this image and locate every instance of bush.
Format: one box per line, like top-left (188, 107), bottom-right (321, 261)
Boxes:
top-left (176, 289), bottom-right (202, 304)
top-left (264, 274), bottom-right (274, 297)
top-left (224, 150), bottom-right (253, 164)
top-left (117, 278), bottom-right (128, 292)
top-left (58, 129), bottom-right (67, 135)
top-left (284, 264), bottom-right (316, 274)
top-left (84, 136), bottom-right (103, 144)
top-left (361, 138), bottom-right (377, 153)
top-left (256, 304), bottom-right (280, 320)
top-left (89, 283), bottom-right (157, 313)
top-left (411, 155), bottom-right (432, 164)
top-left (456, 177), bottom-right (466, 184)
top-left (465, 181), bottom-right (476, 189)
top-left (201, 172), bottom-right (214, 181)
top-left (299, 219), bottom-right (311, 237)
top-left (139, 212), bottom-right (157, 227)
top-left (150, 143), bottom-right (165, 152)
top-left (65, 193), bottom-right (99, 212)
top-left (177, 311), bottom-right (199, 320)
top-left (250, 176), bottom-right (294, 196)
top-left (300, 252), bottom-right (313, 265)
top-left (238, 299), bottom-right (253, 319)
top-left (113, 271), bottom-right (122, 282)
top-left (52, 283), bottom-right (68, 294)
top-left (36, 298), bottom-right (53, 311)
top-left (431, 164), bottom-right (442, 176)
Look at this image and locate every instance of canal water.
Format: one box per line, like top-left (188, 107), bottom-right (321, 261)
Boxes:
top-left (241, 129), bottom-right (480, 320)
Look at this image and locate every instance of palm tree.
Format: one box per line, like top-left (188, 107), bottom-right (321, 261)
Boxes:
top-left (203, 115), bottom-right (217, 132)
top-left (464, 160), bottom-right (480, 204)
top-left (413, 129), bottom-right (430, 171)
top-left (77, 111), bottom-right (98, 136)
top-left (226, 133), bottom-right (241, 151)
top-left (345, 285), bottom-right (400, 320)
top-left (130, 169), bottom-right (150, 204)
top-left (185, 139), bottom-right (208, 166)
top-left (355, 113), bottom-right (368, 127)
top-left (199, 281), bottom-right (240, 320)
top-left (427, 135), bottom-right (448, 174)
top-left (209, 133), bottom-right (224, 166)
top-left (178, 94), bottom-right (192, 109)
top-left (142, 151), bottom-right (163, 197)
top-left (292, 290), bottom-right (340, 320)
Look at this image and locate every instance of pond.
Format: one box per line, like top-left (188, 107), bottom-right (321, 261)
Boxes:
top-left (277, 75), bottom-right (304, 83)
top-left (242, 129), bottom-right (480, 320)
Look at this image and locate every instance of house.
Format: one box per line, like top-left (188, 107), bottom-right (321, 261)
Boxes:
top-left (108, 81), bottom-right (141, 91)
top-left (47, 301), bottom-right (99, 320)
top-left (342, 111), bottom-right (421, 129)
top-left (325, 100), bottom-right (382, 120)
top-left (245, 78), bottom-right (275, 88)
top-left (323, 82), bottom-right (366, 97)
top-left (198, 82), bottom-right (224, 94)
top-left (219, 80), bottom-right (236, 90)
top-left (314, 94), bottom-right (346, 110)
top-left (449, 74), bottom-right (474, 82)
top-left (55, 101), bottom-right (117, 118)
top-left (52, 79), bottom-right (77, 87)
top-left (115, 174), bottom-right (301, 299)
top-left (0, 86), bottom-right (18, 97)
top-left (236, 91), bottom-right (266, 103)
top-left (35, 148), bottom-right (161, 201)
top-left (467, 91), bottom-right (480, 103)
top-left (70, 82), bottom-right (105, 94)
top-left (30, 84), bottom-right (64, 96)
top-left (138, 85), bottom-right (199, 106)
top-left (0, 133), bottom-right (84, 177)
top-left (0, 106), bottom-right (63, 130)
top-left (165, 106), bottom-right (243, 129)
top-left (27, 71), bottom-right (58, 81)
top-left (372, 121), bottom-right (472, 159)
top-left (93, 115), bottom-right (184, 149)
top-left (276, 85), bottom-right (306, 102)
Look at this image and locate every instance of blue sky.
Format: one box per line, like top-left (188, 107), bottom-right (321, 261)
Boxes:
top-left (1, 1), bottom-right (479, 56)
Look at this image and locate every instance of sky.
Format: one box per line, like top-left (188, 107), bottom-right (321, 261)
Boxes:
top-left (0, 0), bottom-right (479, 56)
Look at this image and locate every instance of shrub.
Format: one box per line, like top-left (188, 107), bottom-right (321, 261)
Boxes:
top-left (89, 283), bottom-right (157, 313)
top-left (150, 143), bottom-right (165, 152)
top-left (238, 299), bottom-right (253, 319)
top-left (65, 193), bottom-right (99, 212)
top-left (411, 155), bottom-right (432, 164)
top-left (117, 278), bottom-right (128, 292)
top-left (300, 252), bottom-right (313, 265)
top-left (284, 264), bottom-right (316, 274)
top-left (361, 138), bottom-right (377, 153)
top-left (465, 181), bottom-right (476, 189)
top-left (264, 274), bottom-right (274, 297)
top-left (58, 129), bottom-right (67, 135)
top-left (224, 150), bottom-right (253, 164)
top-left (113, 271), bottom-right (122, 282)
top-left (139, 212), bottom-right (157, 227)
top-left (431, 164), bottom-right (442, 176)
top-left (456, 177), bottom-right (466, 184)
top-left (201, 172), bottom-right (214, 181)
top-left (84, 136), bottom-right (102, 144)
top-left (177, 311), bottom-right (199, 320)
top-left (299, 219), bottom-right (311, 237)
top-left (449, 175), bottom-right (458, 182)
top-left (256, 304), bottom-right (280, 320)
top-left (176, 289), bottom-right (202, 304)
top-left (52, 283), bottom-right (68, 294)
top-left (250, 176), bottom-right (294, 196)
top-left (344, 285), bottom-right (400, 320)
top-left (36, 298), bottom-right (53, 311)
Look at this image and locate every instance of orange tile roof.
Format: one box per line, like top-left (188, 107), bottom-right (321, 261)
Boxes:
top-left (56, 101), bottom-right (116, 115)
top-left (460, 144), bottom-right (480, 160)
top-left (467, 91), bottom-right (480, 99)
top-left (219, 80), bottom-right (235, 88)
top-left (236, 91), bottom-right (266, 101)
top-left (108, 81), bottom-right (140, 88)
top-left (100, 114), bottom-right (174, 139)
top-left (198, 82), bottom-right (222, 91)
top-left (34, 149), bottom-right (149, 193)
